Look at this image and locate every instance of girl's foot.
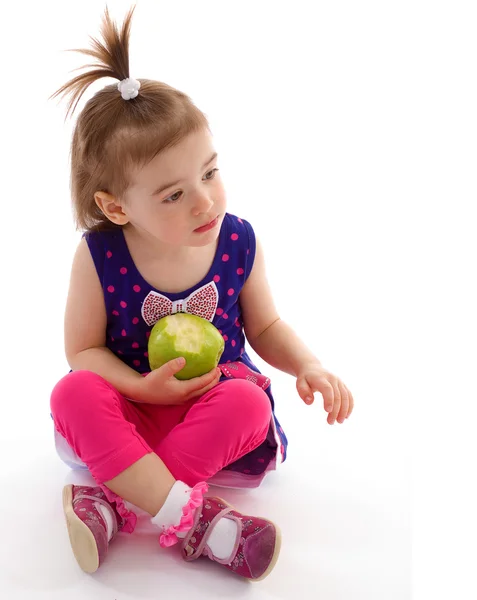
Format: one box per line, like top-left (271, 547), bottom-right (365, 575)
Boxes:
top-left (62, 484), bottom-right (125, 573)
top-left (152, 481), bottom-right (282, 581)
top-left (181, 496), bottom-right (281, 581)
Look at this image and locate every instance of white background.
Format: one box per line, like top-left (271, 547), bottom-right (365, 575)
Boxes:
top-left (0, 0), bottom-right (475, 598)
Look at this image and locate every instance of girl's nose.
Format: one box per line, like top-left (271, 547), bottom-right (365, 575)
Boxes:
top-left (192, 192), bottom-right (214, 215)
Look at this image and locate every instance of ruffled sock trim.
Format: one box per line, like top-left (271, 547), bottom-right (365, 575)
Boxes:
top-left (159, 482), bottom-right (208, 548)
top-left (100, 484), bottom-right (137, 534)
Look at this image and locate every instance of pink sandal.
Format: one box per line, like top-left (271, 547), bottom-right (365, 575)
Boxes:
top-left (62, 484), bottom-right (125, 573)
top-left (181, 496), bottom-right (282, 581)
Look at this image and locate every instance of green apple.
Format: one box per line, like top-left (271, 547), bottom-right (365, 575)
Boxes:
top-left (148, 313), bottom-right (225, 380)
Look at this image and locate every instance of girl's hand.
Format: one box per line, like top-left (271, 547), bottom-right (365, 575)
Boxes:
top-left (296, 362), bottom-right (354, 424)
top-left (137, 358), bottom-right (222, 405)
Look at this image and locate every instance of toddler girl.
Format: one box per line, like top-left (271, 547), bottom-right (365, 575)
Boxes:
top-left (49, 6), bottom-right (354, 581)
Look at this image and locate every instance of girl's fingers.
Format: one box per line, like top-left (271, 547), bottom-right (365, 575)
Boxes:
top-left (336, 382), bottom-right (349, 423)
top-left (296, 377), bottom-right (313, 404)
top-left (327, 380), bottom-right (341, 424)
top-left (347, 388), bottom-right (354, 418)
top-left (319, 379), bottom-right (334, 413)
top-left (185, 370), bottom-right (221, 400)
top-left (182, 367), bottom-right (220, 394)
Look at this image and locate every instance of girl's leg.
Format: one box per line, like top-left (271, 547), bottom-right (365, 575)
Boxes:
top-left (155, 378), bottom-right (272, 486)
top-left (51, 371), bottom-right (280, 579)
top-left (51, 369), bottom-right (184, 573)
top-left (150, 378), bottom-right (280, 581)
top-left (50, 370), bottom-right (180, 522)
top-left (99, 378), bottom-right (272, 516)
top-left (103, 452), bottom-right (174, 516)
top-left (51, 372), bottom-right (271, 514)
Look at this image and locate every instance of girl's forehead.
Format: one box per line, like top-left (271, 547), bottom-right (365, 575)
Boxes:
top-left (158, 131), bottom-right (213, 165)
top-left (130, 129), bottom-right (216, 187)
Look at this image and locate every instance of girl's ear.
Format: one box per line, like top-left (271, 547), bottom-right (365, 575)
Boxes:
top-left (94, 191), bottom-right (130, 225)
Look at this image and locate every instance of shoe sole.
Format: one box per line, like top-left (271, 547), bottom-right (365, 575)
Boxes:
top-left (223, 499), bottom-right (283, 582)
top-left (250, 518), bottom-right (282, 582)
top-left (62, 484), bottom-right (100, 574)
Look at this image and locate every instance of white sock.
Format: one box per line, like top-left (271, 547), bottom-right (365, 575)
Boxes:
top-left (151, 481), bottom-right (238, 560)
top-left (151, 481), bottom-right (192, 534)
top-left (97, 503), bottom-right (114, 542)
top-left (206, 518), bottom-right (238, 560)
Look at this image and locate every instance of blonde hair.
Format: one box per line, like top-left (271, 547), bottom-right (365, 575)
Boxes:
top-left (50, 5), bottom-right (209, 232)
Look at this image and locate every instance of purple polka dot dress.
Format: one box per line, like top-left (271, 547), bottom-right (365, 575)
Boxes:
top-left (83, 212), bottom-right (288, 488)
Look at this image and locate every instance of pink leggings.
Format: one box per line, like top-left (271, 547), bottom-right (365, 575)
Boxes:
top-left (50, 370), bottom-right (271, 529)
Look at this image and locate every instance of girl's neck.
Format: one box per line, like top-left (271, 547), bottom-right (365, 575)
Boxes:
top-left (122, 223), bottom-right (219, 266)
top-left (123, 223), bottom-right (189, 263)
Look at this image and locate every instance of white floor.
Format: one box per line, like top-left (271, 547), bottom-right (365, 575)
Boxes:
top-left (0, 366), bottom-right (410, 600)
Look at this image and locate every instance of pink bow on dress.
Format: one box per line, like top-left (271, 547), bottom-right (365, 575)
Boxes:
top-left (141, 281), bottom-right (219, 326)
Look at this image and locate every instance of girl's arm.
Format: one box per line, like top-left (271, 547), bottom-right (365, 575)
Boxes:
top-left (65, 238), bottom-right (145, 400)
top-left (241, 236), bottom-right (353, 420)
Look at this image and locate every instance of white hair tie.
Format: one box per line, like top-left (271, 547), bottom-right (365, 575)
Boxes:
top-left (117, 77), bottom-right (141, 100)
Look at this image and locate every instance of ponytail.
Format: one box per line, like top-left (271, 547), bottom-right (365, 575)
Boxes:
top-left (50, 5), bottom-right (135, 120)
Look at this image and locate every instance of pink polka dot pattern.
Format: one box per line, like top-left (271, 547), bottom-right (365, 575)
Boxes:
top-left (237, 268), bottom-right (244, 275)
top-left (223, 334), bottom-right (229, 341)
top-left (133, 360), bottom-right (140, 367)
top-left (231, 233), bottom-right (239, 241)
top-left (120, 267), bottom-right (127, 275)
top-left (213, 274), bottom-right (220, 283)
top-left (146, 331), bottom-right (151, 339)
top-left (231, 340), bottom-right (236, 347)
top-left (112, 310), bottom-right (119, 316)
top-left (132, 342), bottom-right (139, 348)
top-left (121, 329), bottom-right (127, 337)
top-left (144, 352), bottom-right (148, 357)
top-left (223, 313), bottom-right (229, 319)
top-left (216, 308), bottom-right (224, 316)
top-left (132, 317), bottom-right (139, 324)
top-left (133, 285), bottom-right (141, 293)
top-left (120, 301), bottom-right (127, 308)
top-left (107, 285), bottom-right (115, 293)
top-left (227, 288), bottom-right (234, 296)
top-left (247, 249), bottom-right (250, 255)
top-left (238, 218), bottom-right (243, 223)
top-left (222, 254), bottom-right (229, 262)
top-left (106, 251), bottom-right (112, 258)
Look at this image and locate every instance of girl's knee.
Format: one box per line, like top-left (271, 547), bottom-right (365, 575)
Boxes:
top-left (220, 379), bottom-right (272, 427)
top-left (50, 370), bottom-right (111, 421)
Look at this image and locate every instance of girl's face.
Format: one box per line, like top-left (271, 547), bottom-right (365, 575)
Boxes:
top-left (122, 128), bottom-right (227, 249)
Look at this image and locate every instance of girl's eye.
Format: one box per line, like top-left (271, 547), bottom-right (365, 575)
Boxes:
top-left (163, 191), bottom-right (182, 204)
top-left (162, 169), bottom-right (219, 203)
top-left (203, 168), bottom-right (219, 181)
